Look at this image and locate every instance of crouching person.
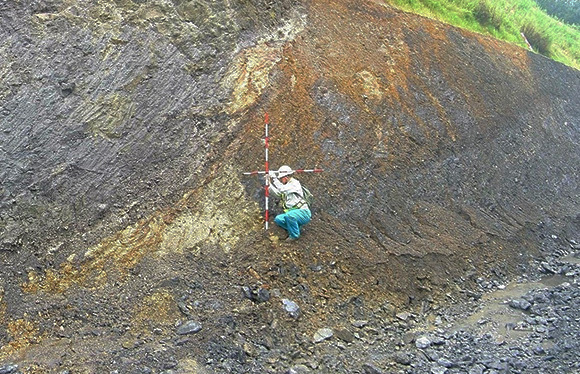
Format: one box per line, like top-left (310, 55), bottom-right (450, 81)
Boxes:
top-left (267, 165), bottom-right (311, 241)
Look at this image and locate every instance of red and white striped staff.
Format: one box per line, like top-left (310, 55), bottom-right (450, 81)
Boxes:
top-left (243, 113), bottom-right (323, 230)
top-left (264, 113), bottom-right (270, 230)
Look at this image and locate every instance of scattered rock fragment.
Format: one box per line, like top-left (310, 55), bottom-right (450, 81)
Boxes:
top-left (176, 321), bottom-right (202, 335)
top-left (415, 335), bottom-right (432, 349)
top-left (437, 357), bottom-right (454, 368)
top-left (362, 362), bottom-right (384, 374)
top-left (286, 365), bottom-right (311, 373)
top-left (468, 364), bottom-right (485, 374)
top-left (392, 351), bottom-right (412, 365)
top-left (242, 285), bottom-right (270, 303)
top-left (430, 365), bottom-right (448, 374)
top-left (282, 299), bottom-right (301, 319)
top-left (396, 311), bottom-right (412, 321)
top-left (0, 365), bottom-right (18, 374)
top-left (351, 320), bottom-right (368, 328)
top-left (313, 327), bottom-right (334, 343)
top-left (482, 359), bottom-right (507, 371)
top-left (540, 262), bottom-right (558, 274)
top-left (335, 328), bottom-right (355, 343)
top-left (508, 299), bottom-right (532, 311)
top-left (402, 332), bottom-right (416, 345)
top-left (243, 342), bottom-right (258, 357)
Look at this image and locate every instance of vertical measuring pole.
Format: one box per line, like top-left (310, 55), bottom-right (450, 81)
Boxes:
top-left (264, 113), bottom-right (270, 230)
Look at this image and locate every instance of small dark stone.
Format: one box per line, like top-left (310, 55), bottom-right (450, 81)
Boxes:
top-left (163, 359), bottom-right (178, 369)
top-left (256, 287), bottom-right (271, 302)
top-left (335, 328), bottom-right (355, 343)
top-left (482, 360), bottom-right (507, 370)
top-left (393, 352), bottom-right (412, 365)
top-left (175, 337), bottom-right (190, 346)
top-left (242, 286), bottom-right (270, 303)
top-left (362, 363), bottom-right (384, 374)
top-left (438, 358), bottom-right (454, 368)
top-left (533, 346), bottom-right (546, 355)
top-left (403, 332), bottom-right (416, 345)
top-left (242, 286), bottom-right (253, 300)
top-left (60, 82), bottom-right (75, 97)
top-left (468, 364), bottom-right (485, 374)
top-left (509, 299), bottom-right (532, 311)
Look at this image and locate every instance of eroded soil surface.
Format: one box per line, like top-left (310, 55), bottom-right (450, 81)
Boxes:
top-left (1, 0), bottom-right (579, 373)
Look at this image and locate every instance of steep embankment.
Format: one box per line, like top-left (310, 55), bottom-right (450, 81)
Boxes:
top-left (1, 0), bottom-right (579, 373)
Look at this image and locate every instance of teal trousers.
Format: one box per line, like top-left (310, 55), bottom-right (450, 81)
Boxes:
top-left (274, 208), bottom-right (311, 239)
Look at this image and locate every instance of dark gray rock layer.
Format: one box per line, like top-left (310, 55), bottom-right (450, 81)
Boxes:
top-left (0, 0), bottom-right (579, 372)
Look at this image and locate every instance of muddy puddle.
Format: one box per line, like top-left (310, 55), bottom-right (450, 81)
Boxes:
top-left (446, 255), bottom-right (578, 345)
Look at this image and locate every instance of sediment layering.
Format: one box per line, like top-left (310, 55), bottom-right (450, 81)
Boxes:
top-left (1, 0), bottom-right (578, 372)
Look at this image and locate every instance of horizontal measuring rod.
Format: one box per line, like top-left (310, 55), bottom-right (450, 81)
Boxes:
top-left (243, 168), bottom-right (324, 176)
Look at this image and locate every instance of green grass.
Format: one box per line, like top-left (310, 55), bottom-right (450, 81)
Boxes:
top-left (383, 0), bottom-right (580, 70)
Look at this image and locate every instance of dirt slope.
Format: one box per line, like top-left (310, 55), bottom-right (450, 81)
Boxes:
top-left (0, 0), bottom-right (579, 372)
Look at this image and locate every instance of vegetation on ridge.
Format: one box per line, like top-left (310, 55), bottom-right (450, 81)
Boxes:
top-left (383, 0), bottom-right (580, 70)
top-left (535, 0), bottom-right (580, 25)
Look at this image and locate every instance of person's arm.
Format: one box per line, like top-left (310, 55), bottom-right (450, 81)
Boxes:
top-left (267, 174), bottom-right (282, 197)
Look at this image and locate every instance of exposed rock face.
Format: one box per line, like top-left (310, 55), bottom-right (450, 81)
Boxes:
top-left (1, 0), bottom-right (302, 256)
top-left (0, 0), bottom-right (578, 372)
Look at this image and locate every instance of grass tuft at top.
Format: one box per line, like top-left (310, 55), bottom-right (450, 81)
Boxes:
top-left (383, 0), bottom-right (580, 70)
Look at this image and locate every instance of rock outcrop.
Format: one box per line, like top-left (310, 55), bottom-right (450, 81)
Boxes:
top-left (1, 0), bottom-right (578, 372)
